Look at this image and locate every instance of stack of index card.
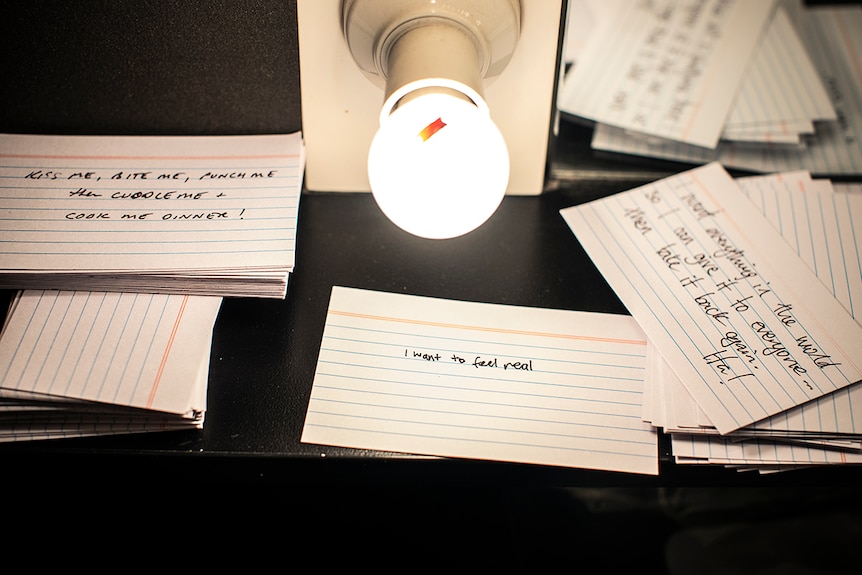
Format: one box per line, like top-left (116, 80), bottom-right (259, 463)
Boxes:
top-left (0, 290), bottom-right (222, 442)
top-left (560, 0), bottom-right (861, 177)
top-left (0, 130), bottom-right (308, 442)
top-left (562, 162), bottom-right (862, 473)
top-left (0, 131), bottom-right (305, 299)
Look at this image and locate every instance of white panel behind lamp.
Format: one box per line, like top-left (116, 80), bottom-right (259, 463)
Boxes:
top-left (298, 0), bottom-right (566, 239)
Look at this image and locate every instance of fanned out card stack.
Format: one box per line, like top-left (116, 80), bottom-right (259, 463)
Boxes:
top-left (0, 131), bottom-right (305, 441)
top-left (0, 132), bottom-right (305, 299)
top-left (560, 0), bottom-right (862, 176)
top-left (562, 162), bottom-right (862, 472)
top-left (0, 290), bottom-right (222, 442)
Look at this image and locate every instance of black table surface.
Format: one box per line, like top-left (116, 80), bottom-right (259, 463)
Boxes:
top-left (1, 1), bottom-right (860, 492)
top-left (2, 124), bottom-right (860, 490)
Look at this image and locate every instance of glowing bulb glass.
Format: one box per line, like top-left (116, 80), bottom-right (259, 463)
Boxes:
top-left (367, 90), bottom-right (509, 239)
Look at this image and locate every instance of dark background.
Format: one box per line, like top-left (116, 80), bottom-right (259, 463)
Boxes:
top-left (2, 2), bottom-right (861, 572)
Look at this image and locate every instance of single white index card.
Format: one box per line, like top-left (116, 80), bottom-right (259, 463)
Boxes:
top-left (560, 0), bottom-right (777, 149)
top-left (561, 162), bottom-right (862, 435)
top-left (301, 286), bottom-right (659, 475)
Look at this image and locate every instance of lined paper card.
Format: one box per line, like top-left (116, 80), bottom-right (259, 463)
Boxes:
top-left (570, 2), bottom-right (836, 145)
top-left (590, 4), bottom-right (862, 175)
top-left (0, 289), bottom-right (221, 441)
top-left (559, 0), bottom-right (777, 149)
top-left (720, 6), bottom-right (835, 144)
top-left (671, 433), bottom-right (862, 467)
top-left (561, 162), bottom-right (862, 435)
top-left (738, 174), bottom-right (862, 322)
top-left (301, 286), bottom-right (659, 475)
top-left (0, 132), bottom-right (305, 297)
top-left (736, 174), bottom-right (862, 440)
top-left (649, 172), bottom-right (862, 445)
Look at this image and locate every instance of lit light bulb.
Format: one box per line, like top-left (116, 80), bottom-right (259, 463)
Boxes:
top-left (368, 88), bottom-right (509, 240)
top-left (342, 0), bottom-right (520, 238)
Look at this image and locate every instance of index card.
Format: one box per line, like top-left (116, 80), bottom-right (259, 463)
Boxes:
top-left (301, 286), bottom-right (659, 475)
top-left (672, 433), bottom-right (862, 467)
top-left (559, 0), bottom-right (777, 149)
top-left (651, 173), bottom-right (862, 440)
top-left (561, 162), bottom-right (862, 435)
top-left (0, 132), bottom-right (304, 297)
top-left (0, 290), bottom-right (221, 417)
top-left (720, 6), bottom-right (835, 143)
top-left (590, 5), bottom-right (862, 175)
top-left (738, 176), bottom-right (862, 322)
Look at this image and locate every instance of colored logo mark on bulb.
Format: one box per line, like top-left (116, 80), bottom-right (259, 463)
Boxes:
top-left (418, 117), bottom-right (447, 142)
